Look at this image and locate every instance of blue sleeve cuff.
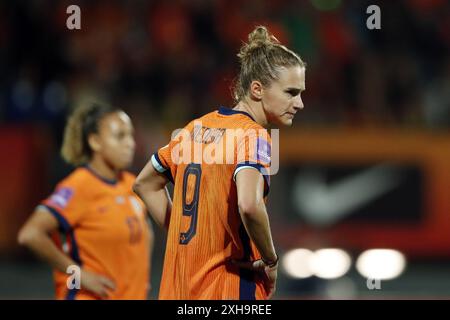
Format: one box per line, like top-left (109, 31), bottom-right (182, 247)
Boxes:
top-left (151, 153), bottom-right (174, 184)
top-left (151, 153), bottom-right (167, 173)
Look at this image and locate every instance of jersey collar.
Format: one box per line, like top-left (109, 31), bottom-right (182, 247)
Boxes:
top-left (218, 106), bottom-right (255, 122)
top-left (84, 165), bottom-right (118, 186)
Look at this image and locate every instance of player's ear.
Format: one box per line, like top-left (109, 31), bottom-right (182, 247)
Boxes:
top-left (249, 80), bottom-right (263, 101)
top-left (88, 133), bottom-right (101, 153)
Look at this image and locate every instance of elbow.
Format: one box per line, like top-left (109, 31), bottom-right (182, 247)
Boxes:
top-left (132, 182), bottom-right (139, 195)
top-left (17, 226), bottom-right (38, 247)
top-left (132, 178), bottom-right (143, 196)
top-left (134, 173), bottom-right (162, 196)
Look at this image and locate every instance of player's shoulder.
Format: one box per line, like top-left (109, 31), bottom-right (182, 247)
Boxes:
top-left (180, 107), bottom-right (266, 132)
top-left (200, 107), bottom-right (260, 128)
top-left (56, 167), bottom-right (92, 189)
top-left (47, 167), bottom-right (92, 205)
top-left (217, 106), bottom-right (264, 130)
top-left (55, 166), bottom-right (118, 194)
top-left (242, 119), bottom-right (265, 131)
top-left (197, 110), bottom-right (219, 121)
top-left (174, 111), bottom-right (220, 134)
top-left (186, 110), bottom-right (218, 127)
top-left (232, 117), bottom-right (268, 140)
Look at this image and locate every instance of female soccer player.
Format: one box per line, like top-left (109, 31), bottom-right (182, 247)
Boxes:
top-left (18, 103), bottom-right (153, 300)
top-left (134, 26), bottom-right (305, 300)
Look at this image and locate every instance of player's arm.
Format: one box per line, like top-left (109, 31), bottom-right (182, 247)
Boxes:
top-left (235, 168), bottom-right (277, 264)
top-left (18, 207), bottom-right (116, 298)
top-left (133, 159), bottom-right (172, 229)
top-left (18, 207), bottom-right (77, 273)
top-left (235, 168), bottom-right (278, 298)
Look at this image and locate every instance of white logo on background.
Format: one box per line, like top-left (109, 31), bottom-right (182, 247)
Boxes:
top-left (66, 265), bottom-right (81, 289)
top-left (366, 5), bottom-right (381, 30)
top-left (66, 5), bottom-right (81, 30)
top-left (293, 165), bottom-right (402, 226)
top-left (367, 278), bottom-right (382, 290)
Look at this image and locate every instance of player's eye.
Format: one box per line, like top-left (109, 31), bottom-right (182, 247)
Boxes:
top-left (117, 130), bottom-right (134, 141)
top-left (286, 89), bottom-right (300, 97)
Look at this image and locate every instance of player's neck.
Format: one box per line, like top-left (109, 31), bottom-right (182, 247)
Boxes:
top-left (233, 100), bottom-right (268, 127)
top-left (88, 156), bottom-right (120, 181)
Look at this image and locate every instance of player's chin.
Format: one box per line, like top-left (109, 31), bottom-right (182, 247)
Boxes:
top-left (279, 115), bottom-right (294, 126)
top-left (271, 115), bottom-right (293, 127)
top-left (115, 155), bottom-right (134, 170)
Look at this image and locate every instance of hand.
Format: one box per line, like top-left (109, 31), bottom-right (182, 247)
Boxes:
top-left (80, 269), bottom-right (116, 299)
top-left (232, 259), bottom-right (278, 299)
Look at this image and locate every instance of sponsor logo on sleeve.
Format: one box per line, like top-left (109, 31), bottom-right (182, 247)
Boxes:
top-left (48, 187), bottom-right (74, 209)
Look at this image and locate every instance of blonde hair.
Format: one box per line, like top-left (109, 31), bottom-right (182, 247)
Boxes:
top-left (233, 25), bottom-right (306, 102)
top-left (61, 103), bottom-right (119, 166)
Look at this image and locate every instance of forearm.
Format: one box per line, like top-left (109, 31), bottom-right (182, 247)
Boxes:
top-left (135, 185), bottom-right (172, 229)
top-left (239, 203), bottom-right (277, 263)
top-left (21, 231), bottom-right (76, 273)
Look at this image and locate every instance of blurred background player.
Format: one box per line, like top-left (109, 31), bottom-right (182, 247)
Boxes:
top-left (133, 26), bottom-right (305, 300)
top-left (18, 103), bottom-right (153, 300)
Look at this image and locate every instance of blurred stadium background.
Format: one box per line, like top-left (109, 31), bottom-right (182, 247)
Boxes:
top-left (1, 0), bottom-right (450, 299)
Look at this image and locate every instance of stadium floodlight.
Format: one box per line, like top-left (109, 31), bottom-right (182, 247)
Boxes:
top-left (356, 249), bottom-right (406, 280)
top-left (282, 248), bottom-right (314, 279)
top-left (310, 248), bottom-right (352, 279)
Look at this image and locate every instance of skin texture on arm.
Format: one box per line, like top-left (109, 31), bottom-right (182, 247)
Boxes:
top-left (235, 168), bottom-right (277, 263)
top-left (235, 167), bottom-right (278, 298)
top-left (133, 159), bottom-right (172, 229)
top-left (17, 207), bottom-right (116, 299)
top-left (18, 207), bottom-right (76, 273)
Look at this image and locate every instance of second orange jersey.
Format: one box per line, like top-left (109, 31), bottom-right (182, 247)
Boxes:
top-left (40, 167), bottom-right (150, 300)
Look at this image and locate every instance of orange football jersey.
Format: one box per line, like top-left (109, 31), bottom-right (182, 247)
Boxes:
top-left (152, 107), bottom-right (271, 300)
top-left (40, 166), bottom-right (150, 300)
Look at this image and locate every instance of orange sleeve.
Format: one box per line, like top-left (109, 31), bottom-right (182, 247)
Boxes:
top-left (151, 121), bottom-right (196, 183)
top-left (233, 126), bottom-right (272, 196)
top-left (40, 180), bottom-right (86, 232)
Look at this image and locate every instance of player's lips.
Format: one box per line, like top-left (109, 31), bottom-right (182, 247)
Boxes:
top-left (284, 111), bottom-right (296, 118)
top-left (121, 151), bottom-right (134, 159)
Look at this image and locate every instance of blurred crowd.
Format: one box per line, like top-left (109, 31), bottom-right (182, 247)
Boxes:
top-left (1, 0), bottom-right (449, 147)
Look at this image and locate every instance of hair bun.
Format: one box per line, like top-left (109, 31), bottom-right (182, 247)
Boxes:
top-left (238, 26), bottom-right (279, 60)
top-left (248, 26), bottom-right (276, 45)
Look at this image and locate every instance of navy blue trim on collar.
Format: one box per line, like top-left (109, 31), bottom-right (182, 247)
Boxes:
top-left (84, 165), bottom-right (118, 186)
top-left (218, 106), bottom-right (255, 122)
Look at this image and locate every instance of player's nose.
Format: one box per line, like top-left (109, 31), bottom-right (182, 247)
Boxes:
top-left (124, 135), bottom-right (136, 150)
top-left (293, 96), bottom-right (304, 111)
